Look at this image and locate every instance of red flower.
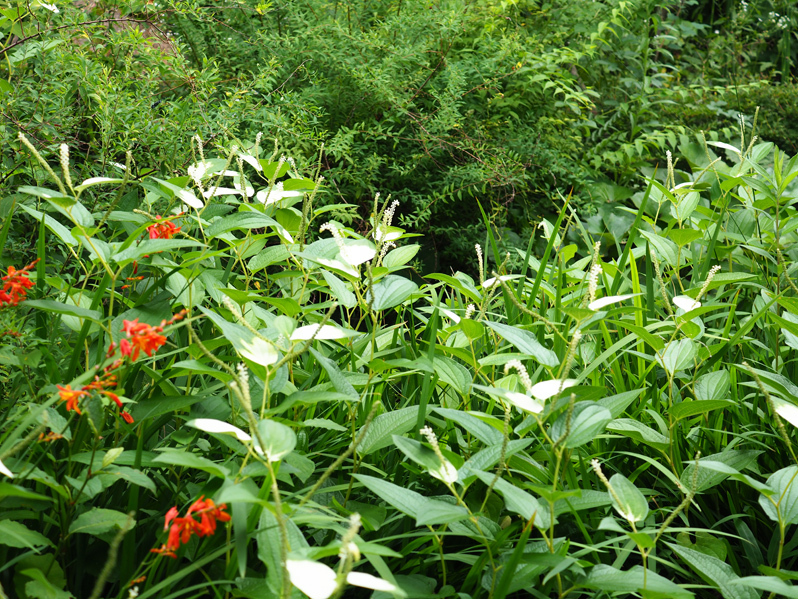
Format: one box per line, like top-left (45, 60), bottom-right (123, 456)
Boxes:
top-left (57, 384), bottom-right (88, 414)
top-left (187, 496), bottom-right (231, 536)
top-left (147, 217), bottom-right (181, 240)
top-left (121, 411), bottom-right (135, 424)
top-left (0, 260), bottom-right (39, 307)
top-left (151, 497), bottom-right (230, 557)
top-left (120, 319), bottom-right (167, 361)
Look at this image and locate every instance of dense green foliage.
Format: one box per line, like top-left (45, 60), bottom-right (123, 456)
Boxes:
top-left (3, 0), bottom-right (796, 270)
top-left (3, 1), bottom-right (798, 598)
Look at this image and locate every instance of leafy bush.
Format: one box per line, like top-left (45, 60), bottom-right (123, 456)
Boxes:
top-left (2, 123), bottom-right (798, 599)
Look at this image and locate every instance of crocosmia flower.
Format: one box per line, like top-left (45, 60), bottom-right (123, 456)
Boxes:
top-left (57, 384), bottom-right (88, 414)
top-left (120, 319), bottom-right (167, 361)
top-left (147, 217), bottom-right (181, 240)
top-left (151, 496), bottom-right (230, 558)
top-left (0, 260), bottom-right (39, 307)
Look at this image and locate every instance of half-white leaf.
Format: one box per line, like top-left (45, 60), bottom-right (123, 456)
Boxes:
top-left (346, 572), bottom-right (398, 593)
top-left (286, 559), bottom-right (337, 599)
top-left (185, 418), bottom-right (251, 442)
top-left (588, 294), bottom-right (637, 311)
top-left (673, 295), bottom-right (701, 312)
top-left (530, 379), bottom-right (578, 401)
top-left (291, 324), bottom-right (358, 341)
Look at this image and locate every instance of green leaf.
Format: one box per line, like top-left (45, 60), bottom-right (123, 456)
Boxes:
top-left (460, 318), bottom-right (485, 340)
top-left (608, 473), bottom-right (648, 523)
top-left (0, 482), bottom-right (53, 502)
top-left (248, 244), bottom-right (292, 271)
top-left (669, 543), bottom-right (758, 599)
top-left (668, 228), bottom-right (703, 247)
top-left (433, 408), bottom-right (503, 445)
top-left (23, 299), bottom-right (102, 322)
top-left (354, 474), bottom-right (426, 518)
top-left (97, 466), bottom-right (156, 493)
top-left (383, 244), bottom-right (419, 268)
top-left (152, 449), bottom-right (229, 478)
top-left (671, 399), bottom-right (735, 420)
top-left (759, 465), bottom-right (798, 525)
top-left (414, 498), bottom-right (470, 526)
top-left (19, 204), bottom-right (78, 246)
top-left (433, 356), bottom-right (471, 395)
top-left (458, 439), bottom-right (532, 481)
top-left (582, 565), bottom-right (694, 599)
top-left (68, 508), bottom-right (134, 537)
top-left (606, 419), bottom-right (669, 451)
top-left (200, 306), bottom-right (278, 367)
top-left (680, 450), bottom-right (762, 494)
top-left (206, 211), bottom-right (293, 243)
top-left (253, 419), bottom-right (296, 462)
top-left (657, 339), bottom-right (697, 373)
top-left (20, 568), bottom-right (73, 599)
top-left (598, 389), bottom-right (645, 418)
top-left (550, 402), bottom-right (612, 448)
top-left (357, 406), bottom-right (426, 455)
top-left (734, 576), bottom-right (798, 598)
top-left (0, 520), bottom-right (52, 549)
top-left (321, 270), bottom-right (356, 308)
top-left (393, 435), bottom-right (457, 483)
top-left (113, 239), bottom-right (204, 263)
top-left (553, 490), bottom-right (612, 516)
top-left (368, 275), bottom-right (419, 311)
top-left (308, 347), bottom-right (358, 399)
top-left (483, 321), bottom-right (559, 367)
top-left (639, 230), bottom-right (679, 267)
top-left (695, 370), bottom-right (731, 401)
top-left (473, 470), bottom-right (550, 529)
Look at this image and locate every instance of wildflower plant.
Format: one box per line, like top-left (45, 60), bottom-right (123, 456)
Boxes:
top-left (2, 131), bottom-right (798, 599)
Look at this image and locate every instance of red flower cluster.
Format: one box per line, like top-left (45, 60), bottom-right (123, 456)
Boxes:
top-left (151, 496), bottom-right (231, 558)
top-left (148, 217), bottom-right (181, 240)
top-left (0, 260), bottom-right (39, 307)
top-left (120, 320), bottom-right (167, 361)
top-left (119, 310), bottom-right (186, 361)
top-left (57, 371), bottom-right (134, 423)
top-left (55, 311), bottom-right (186, 424)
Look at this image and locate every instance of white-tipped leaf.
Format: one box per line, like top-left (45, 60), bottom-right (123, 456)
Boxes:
top-left (186, 418), bottom-right (251, 442)
top-left (504, 390), bottom-right (545, 414)
top-left (346, 572), bottom-right (398, 592)
top-left (203, 186), bottom-right (244, 198)
top-left (286, 560), bottom-right (337, 599)
top-left (75, 177), bottom-right (125, 192)
top-left (340, 244), bottom-right (377, 267)
top-left (256, 182), bottom-right (303, 205)
top-left (673, 295), bottom-right (701, 312)
top-left (775, 400), bottom-right (798, 429)
top-left (290, 324), bottom-right (358, 341)
top-left (178, 189), bottom-right (204, 210)
top-left (481, 275), bottom-right (519, 289)
top-left (588, 294), bottom-right (637, 311)
top-left (430, 460), bottom-right (459, 484)
top-left (530, 378), bottom-right (578, 401)
top-left (0, 458), bottom-right (13, 478)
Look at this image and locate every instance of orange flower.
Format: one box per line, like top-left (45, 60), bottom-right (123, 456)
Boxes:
top-left (187, 496), bottom-right (231, 537)
top-left (120, 319), bottom-right (167, 361)
top-left (148, 217), bottom-right (181, 240)
top-left (151, 497), bottom-right (230, 558)
top-left (57, 384), bottom-right (88, 414)
top-left (0, 260), bottom-right (39, 307)
top-left (121, 411), bottom-right (135, 424)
